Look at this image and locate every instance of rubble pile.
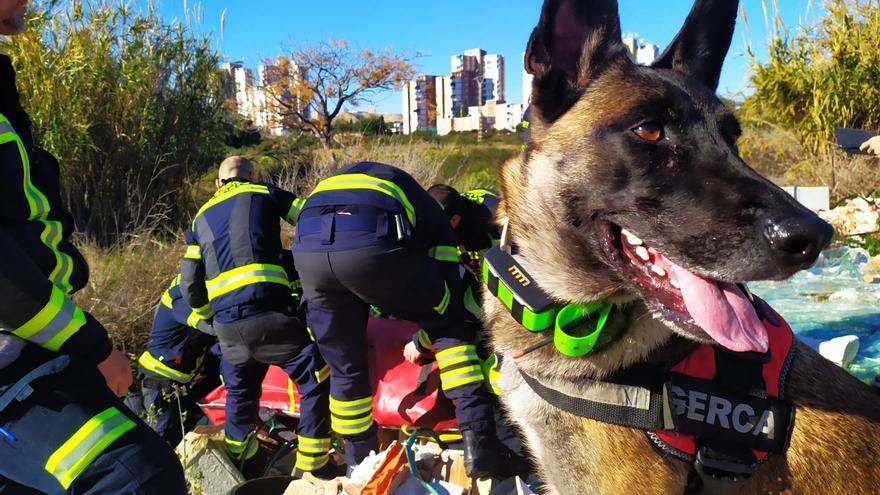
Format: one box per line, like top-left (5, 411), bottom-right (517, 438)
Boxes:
top-left (817, 196), bottom-right (880, 236)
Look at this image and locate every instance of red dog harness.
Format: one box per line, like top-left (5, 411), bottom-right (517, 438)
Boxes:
top-left (518, 305), bottom-right (796, 494)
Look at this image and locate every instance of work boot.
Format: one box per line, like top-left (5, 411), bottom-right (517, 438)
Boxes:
top-left (463, 429), bottom-right (532, 479)
top-left (292, 461), bottom-right (347, 481)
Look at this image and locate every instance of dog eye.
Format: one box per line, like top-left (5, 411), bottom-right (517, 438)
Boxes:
top-left (632, 123), bottom-right (664, 142)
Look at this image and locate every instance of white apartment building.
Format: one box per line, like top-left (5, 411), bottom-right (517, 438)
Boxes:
top-left (483, 54), bottom-right (505, 102)
top-left (622, 33), bottom-right (659, 65)
top-left (522, 52), bottom-right (534, 105)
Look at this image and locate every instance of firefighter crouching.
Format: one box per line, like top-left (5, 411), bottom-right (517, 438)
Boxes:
top-left (137, 275), bottom-right (222, 447)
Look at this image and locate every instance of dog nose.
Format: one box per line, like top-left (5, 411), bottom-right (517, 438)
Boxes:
top-left (764, 213), bottom-right (834, 267)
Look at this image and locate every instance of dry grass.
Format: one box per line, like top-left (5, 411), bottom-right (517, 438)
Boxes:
top-left (740, 126), bottom-right (880, 204)
top-left (73, 232), bottom-right (184, 355)
top-left (73, 137), bottom-right (509, 357)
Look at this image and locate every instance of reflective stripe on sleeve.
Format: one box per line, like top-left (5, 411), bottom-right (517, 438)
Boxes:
top-left (12, 284), bottom-right (86, 351)
top-left (137, 351), bottom-right (193, 382)
top-left (428, 245), bottom-right (460, 263)
top-left (184, 245), bottom-right (201, 260)
top-left (44, 407), bottom-right (136, 489)
top-left (433, 282), bottom-right (450, 315)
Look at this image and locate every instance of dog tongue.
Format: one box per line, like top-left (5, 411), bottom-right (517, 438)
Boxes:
top-left (664, 259), bottom-right (769, 353)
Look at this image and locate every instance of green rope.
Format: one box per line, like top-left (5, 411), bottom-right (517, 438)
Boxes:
top-left (404, 429), bottom-right (448, 495)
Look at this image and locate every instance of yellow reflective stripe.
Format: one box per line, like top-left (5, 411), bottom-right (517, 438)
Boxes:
top-left (160, 290), bottom-right (173, 309)
top-left (464, 286), bottom-right (482, 319)
top-left (184, 245), bottom-right (201, 260)
top-left (416, 330), bottom-right (433, 351)
top-left (483, 354), bottom-right (501, 396)
top-left (138, 351), bottom-right (192, 382)
top-left (440, 364), bottom-right (483, 383)
top-left (205, 263), bottom-right (289, 300)
top-left (225, 431), bottom-right (258, 459)
top-left (433, 282), bottom-right (450, 315)
top-left (306, 326), bottom-right (316, 342)
top-left (401, 425), bottom-right (462, 444)
top-left (289, 381), bottom-right (298, 414)
top-left (295, 452), bottom-right (330, 471)
top-left (287, 198), bottom-right (305, 223)
top-left (329, 395), bottom-right (372, 410)
top-left (428, 245), bottom-right (460, 262)
top-left (310, 174), bottom-right (416, 226)
top-left (192, 183), bottom-right (270, 228)
top-left (185, 311), bottom-right (202, 329)
top-left (0, 114), bottom-right (75, 293)
top-left (12, 284), bottom-right (86, 351)
top-left (435, 346), bottom-right (479, 367)
top-left (45, 407), bottom-right (135, 489)
top-left (436, 344), bottom-right (476, 360)
top-left (315, 364), bottom-right (330, 383)
top-left (191, 303), bottom-right (214, 319)
top-left (329, 402), bottom-right (373, 417)
top-left (225, 435), bottom-right (258, 459)
top-left (331, 415), bottom-right (374, 435)
top-left (441, 368), bottom-right (486, 391)
top-left (297, 436), bottom-right (331, 453)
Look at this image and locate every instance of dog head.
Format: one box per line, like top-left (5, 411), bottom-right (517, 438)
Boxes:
top-left (493, 0), bottom-right (834, 372)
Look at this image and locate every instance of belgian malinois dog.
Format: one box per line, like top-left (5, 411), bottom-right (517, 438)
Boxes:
top-left (486, 1), bottom-right (880, 493)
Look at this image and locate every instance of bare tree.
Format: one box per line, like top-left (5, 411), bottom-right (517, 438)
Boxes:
top-left (264, 40), bottom-right (415, 164)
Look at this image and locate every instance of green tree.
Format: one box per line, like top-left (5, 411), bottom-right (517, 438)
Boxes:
top-left (2, 0), bottom-right (230, 244)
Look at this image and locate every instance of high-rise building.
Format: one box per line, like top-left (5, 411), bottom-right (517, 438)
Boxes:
top-left (402, 75), bottom-right (442, 134)
top-left (483, 54), bottom-right (505, 102)
top-left (636, 41), bottom-right (659, 65)
top-left (220, 61), bottom-right (254, 118)
top-left (522, 52), bottom-right (534, 106)
top-left (621, 33), bottom-right (659, 65)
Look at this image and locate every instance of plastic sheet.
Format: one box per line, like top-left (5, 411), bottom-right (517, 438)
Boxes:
top-left (750, 247), bottom-right (880, 381)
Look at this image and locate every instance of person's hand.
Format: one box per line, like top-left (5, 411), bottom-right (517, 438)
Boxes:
top-left (97, 348), bottom-right (133, 397)
top-left (403, 341), bottom-right (425, 364)
top-left (859, 135), bottom-right (880, 156)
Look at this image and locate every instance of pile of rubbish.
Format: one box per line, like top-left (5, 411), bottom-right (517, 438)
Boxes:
top-left (817, 196), bottom-right (880, 236)
top-left (179, 428), bottom-right (535, 495)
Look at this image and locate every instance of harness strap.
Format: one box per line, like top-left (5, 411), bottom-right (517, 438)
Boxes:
top-left (518, 368), bottom-right (667, 431)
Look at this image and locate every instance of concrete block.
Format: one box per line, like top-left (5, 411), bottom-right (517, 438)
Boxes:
top-left (177, 426), bottom-right (245, 495)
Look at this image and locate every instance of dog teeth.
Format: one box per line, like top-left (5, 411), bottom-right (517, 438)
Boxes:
top-left (635, 246), bottom-right (650, 261)
top-left (742, 284), bottom-right (754, 301)
top-left (651, 265), bottom-right (666, 277)
top-left (670, 278), bottom-right (680, 289)
top-left (622, 229), bottom-right (643, 246)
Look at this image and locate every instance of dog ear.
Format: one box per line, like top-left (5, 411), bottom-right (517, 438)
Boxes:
top-left (651, 0), bottom-right (739, 91)
top-left (525, 0), bottom-right (628, 122)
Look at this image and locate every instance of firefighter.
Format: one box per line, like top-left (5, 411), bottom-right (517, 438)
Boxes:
top-left (179, 156), bottom-right (336, 479)
top-left (405, 184), bottom-right (500, 360)
top-left (0, 1), bottom-right (186, 492)
top-left (292, 162), bottom-right (526, 478)
top-left (137, 275), bottom-right (222, 447)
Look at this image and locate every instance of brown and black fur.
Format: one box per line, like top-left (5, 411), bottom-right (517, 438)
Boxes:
top-left (487, 1), bottom-right (880, 493)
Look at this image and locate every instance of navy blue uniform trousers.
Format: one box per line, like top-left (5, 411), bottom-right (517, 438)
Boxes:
top-left (214, 310), bottom-right (330, 460)
top-left (0, 346), bottom-right (186, 495)
top-left (294, 214), bottom-right (495, 466)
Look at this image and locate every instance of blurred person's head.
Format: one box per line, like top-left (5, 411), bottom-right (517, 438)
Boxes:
top-left (216, 155), bottom-right (255, 190)
top-left (0, 0), bottom-right (27, 36)
top-left (427, 183), bottom-right (497, 252)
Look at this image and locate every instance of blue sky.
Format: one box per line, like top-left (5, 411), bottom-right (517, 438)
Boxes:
top-left (143, 0), bottom-right (819, 113)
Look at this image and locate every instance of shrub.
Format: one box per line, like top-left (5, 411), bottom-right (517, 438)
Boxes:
top-left (2, 0), bottom-right (230, 244)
